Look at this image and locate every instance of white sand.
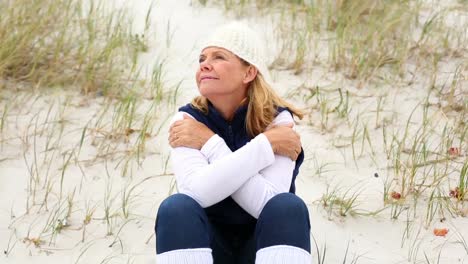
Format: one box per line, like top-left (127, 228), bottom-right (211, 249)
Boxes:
top-left (1, 0), bottom-right (467, 263)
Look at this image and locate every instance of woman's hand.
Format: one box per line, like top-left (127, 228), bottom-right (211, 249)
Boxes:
top-left (169, 114), bottom-right (215, 149)
top-left (263, 123), bottom-right (302, 161)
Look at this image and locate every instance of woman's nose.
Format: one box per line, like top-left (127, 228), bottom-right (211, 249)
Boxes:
top-left (199, 60), bottom-right (212, 71)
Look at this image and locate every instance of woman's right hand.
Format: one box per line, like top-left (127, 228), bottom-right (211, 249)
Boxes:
top-left (169, 114), bottom-right (215, 150)
top-left (263, 124), bottom-right (302, 161)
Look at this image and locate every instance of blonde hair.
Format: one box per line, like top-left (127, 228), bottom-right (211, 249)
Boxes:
top-left (190, 73), bottom-right (304, 137)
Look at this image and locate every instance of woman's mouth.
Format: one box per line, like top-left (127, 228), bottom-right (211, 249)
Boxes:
top-left (200, 76), bottom-right (218, 81)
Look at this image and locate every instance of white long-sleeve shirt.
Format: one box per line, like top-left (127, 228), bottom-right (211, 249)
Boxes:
top-left (170, 110), bottom-right (296, 218)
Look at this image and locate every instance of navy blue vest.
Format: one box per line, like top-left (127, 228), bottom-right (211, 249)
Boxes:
top-left (179, 102), bottom-right (304, 225)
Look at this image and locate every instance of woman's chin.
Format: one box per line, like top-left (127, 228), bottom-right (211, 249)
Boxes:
top-left (198, 86), bottom-right (219, 97)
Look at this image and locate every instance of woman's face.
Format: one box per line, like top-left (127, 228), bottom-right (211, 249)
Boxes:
top-left (196, 47), bottom-right (251, 101)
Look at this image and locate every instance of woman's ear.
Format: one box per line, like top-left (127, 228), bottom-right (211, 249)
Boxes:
top-left (243, 66), bottom-right (258, 84)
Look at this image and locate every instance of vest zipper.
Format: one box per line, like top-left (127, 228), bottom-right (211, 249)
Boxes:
top-left (228, 124), bottom-right (234, 146)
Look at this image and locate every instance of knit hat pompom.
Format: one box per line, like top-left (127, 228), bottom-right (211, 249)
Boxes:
top-left (201, 21), bottom-right (272, 85)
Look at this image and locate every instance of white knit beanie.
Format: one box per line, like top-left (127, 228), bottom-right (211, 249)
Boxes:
top-left (201, 21), bottom-right (272, 85)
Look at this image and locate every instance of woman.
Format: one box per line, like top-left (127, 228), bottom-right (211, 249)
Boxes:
top-left (155, 22), bottom-right (311, 264)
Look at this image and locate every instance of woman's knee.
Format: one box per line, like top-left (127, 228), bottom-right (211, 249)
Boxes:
top-left (155, 193), bottom-right (205, 233)
top-left (256, 193), bottom-right (311, 252)
top-left (156, 193), bottom-right (203, 221)
top-left (260, 193), bottom-right (309, 222)
top-left (156, 193), bottom-right (201, 220)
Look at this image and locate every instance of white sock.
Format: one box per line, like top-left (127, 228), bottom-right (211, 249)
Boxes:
top-left (156, 248), bottom-right (213, 264)
top-left (255, 245), bottom-right (311, 264)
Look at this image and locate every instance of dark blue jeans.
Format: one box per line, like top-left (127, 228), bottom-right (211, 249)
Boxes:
top-left (155, 193), bottom-right (310, 263)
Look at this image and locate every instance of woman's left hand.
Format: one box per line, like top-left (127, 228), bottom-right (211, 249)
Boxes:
top-left (169, 114), bottom-right (215, 149)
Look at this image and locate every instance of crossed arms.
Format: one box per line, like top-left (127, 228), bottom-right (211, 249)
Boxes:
top-left (168, 111), bottom-right (301, 218)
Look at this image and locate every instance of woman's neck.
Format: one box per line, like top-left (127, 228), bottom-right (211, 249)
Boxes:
top-left (210, 96), bottom-right (248, 121)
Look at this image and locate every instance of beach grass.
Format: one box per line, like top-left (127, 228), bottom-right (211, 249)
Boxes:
top-left (198, 0), bottom-right (467, 84)
top-left (0, 0), bottom-right (149, 96)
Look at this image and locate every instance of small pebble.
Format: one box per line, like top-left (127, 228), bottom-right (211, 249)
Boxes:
top-left (374, 173), bottom-right (379, 178)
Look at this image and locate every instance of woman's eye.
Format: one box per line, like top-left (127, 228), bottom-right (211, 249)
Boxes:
top-left (198, 55), bottom-right (224, 63)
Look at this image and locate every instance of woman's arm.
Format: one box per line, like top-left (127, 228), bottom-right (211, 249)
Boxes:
top-left (195, 111), bottom-right (297, 218)
top-left (169, 112), bottom-right (276, 208)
